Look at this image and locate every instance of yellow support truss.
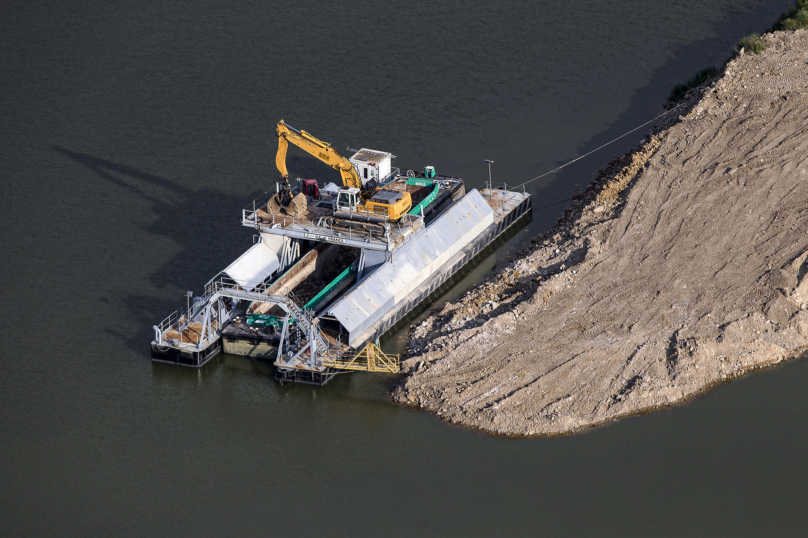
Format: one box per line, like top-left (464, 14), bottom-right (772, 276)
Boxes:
top-left (321, 342), bottom-right (400, 373)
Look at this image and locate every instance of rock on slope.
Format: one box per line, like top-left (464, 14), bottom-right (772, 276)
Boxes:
top-left (391, 30), bottom-right (808, 436)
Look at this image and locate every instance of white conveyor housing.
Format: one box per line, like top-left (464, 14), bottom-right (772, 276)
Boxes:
top-left (327, 189), bottom-right (494, 347)
top-left (223, 234), bottom-right (300, 291)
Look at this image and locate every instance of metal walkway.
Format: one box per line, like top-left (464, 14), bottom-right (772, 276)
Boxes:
top-left (152, 275), bottom-right (398, 376)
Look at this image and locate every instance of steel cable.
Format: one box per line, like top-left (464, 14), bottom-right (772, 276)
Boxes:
top-left (512, 101), bottom-right (688, 189)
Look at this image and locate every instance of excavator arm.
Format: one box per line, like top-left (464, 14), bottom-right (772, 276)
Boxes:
top-left (274, 119), bottom-right (411, 221)
top-left (276, 120), bottom-right (362, 189)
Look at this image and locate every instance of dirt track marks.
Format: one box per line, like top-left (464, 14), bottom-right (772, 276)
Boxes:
top-left (394, 30), bottom-right (808, 436)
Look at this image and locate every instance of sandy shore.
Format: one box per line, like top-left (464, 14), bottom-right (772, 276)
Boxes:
top-left (391, 29), bottom-right (808, 436)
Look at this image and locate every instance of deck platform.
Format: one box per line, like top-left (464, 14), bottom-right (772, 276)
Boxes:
top-left (241, 176), bottom-right (464, 253)
top-left (482, 188), bottom-right (531, 224)
top-left (243, 194), bottom-right (424, 252)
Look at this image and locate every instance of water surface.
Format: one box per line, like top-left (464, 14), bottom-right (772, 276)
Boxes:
top-left (2, 1), bottom-right (806, 535)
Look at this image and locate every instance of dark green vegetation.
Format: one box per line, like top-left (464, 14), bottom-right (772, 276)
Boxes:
top-left (668, 66), bottom-right (719, 103)
top-left (773, 0), bottom-right (808, 31)
top-left (669, 2), bottom-right (807, 103)
top-left (736, 33), bottom-right (768, 55)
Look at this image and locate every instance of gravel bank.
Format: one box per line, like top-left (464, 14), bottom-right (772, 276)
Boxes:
top-left (391, 30), bottom-right (808, 436)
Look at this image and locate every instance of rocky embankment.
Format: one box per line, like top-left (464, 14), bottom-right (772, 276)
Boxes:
top-left (391, 30), bottom-right (808, 436)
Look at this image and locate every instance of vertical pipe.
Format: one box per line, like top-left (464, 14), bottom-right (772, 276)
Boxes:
top-left (309, 323), bottom-right (317, 367)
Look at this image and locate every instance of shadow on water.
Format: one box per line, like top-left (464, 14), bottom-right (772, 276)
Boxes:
top-left (517, 2), bottom-right (785, 240)
top-left (52, 146), bottom-right (257, 352)
top-left (52, 145), bottom-right (345, 359)
top-left (218, 352), bottom-right (398, 401)
top-left (151, 347), bottom-right (403, 414)
top-left (382, 210), bottom-right (533, 356)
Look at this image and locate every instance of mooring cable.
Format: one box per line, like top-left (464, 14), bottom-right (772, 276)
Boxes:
top-left (512, 101), bottom-right (688, 189)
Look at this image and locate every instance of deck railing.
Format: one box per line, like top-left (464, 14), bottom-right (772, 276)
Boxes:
top-left (481, 182), bottom-right (528, 214)
top-left (319, 342), bottom-right (400, 373)
top-left (485, 182), bottom-right (527, 194)
top-left (241, 195), bottom-right (425, 249)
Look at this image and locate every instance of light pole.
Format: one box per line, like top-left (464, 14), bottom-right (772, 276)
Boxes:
top-left (484, 159), bottom-right (494, 197)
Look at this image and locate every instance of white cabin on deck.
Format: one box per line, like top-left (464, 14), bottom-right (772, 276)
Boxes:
top-left (349, 148), bottom-right (393, 185)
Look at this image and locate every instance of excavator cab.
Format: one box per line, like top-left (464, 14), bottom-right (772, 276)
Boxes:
top-left (334, 186), bottom-right (411, 220)
top-left (335, 187), bottom-right (361, 213)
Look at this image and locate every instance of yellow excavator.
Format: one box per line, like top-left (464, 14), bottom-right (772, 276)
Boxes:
top-left (275, 120), bottom-right (412, 221)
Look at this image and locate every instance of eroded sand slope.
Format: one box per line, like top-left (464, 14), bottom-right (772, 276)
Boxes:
top-left (392, 30), bottom-right (808, 435)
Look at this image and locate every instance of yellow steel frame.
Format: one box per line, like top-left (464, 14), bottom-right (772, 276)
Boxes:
top-left (321, 342), bottom-right (400, 373)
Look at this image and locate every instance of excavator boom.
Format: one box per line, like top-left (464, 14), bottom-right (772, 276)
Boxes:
top-left (276, 120), bottom-right (362, 189)
top-left (274, 120), bottom-right (412, 221)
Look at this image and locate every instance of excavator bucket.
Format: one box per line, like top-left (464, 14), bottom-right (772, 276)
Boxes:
top-left (284, 192), bottom-right (308, 217)
top-left (268, 191), bottom-right (307, 218)
top-left (267, 195), bottom-right (282, 215)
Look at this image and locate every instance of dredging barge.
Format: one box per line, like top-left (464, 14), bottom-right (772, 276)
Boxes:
top-left (151, 125), bottom-right (531, 384)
